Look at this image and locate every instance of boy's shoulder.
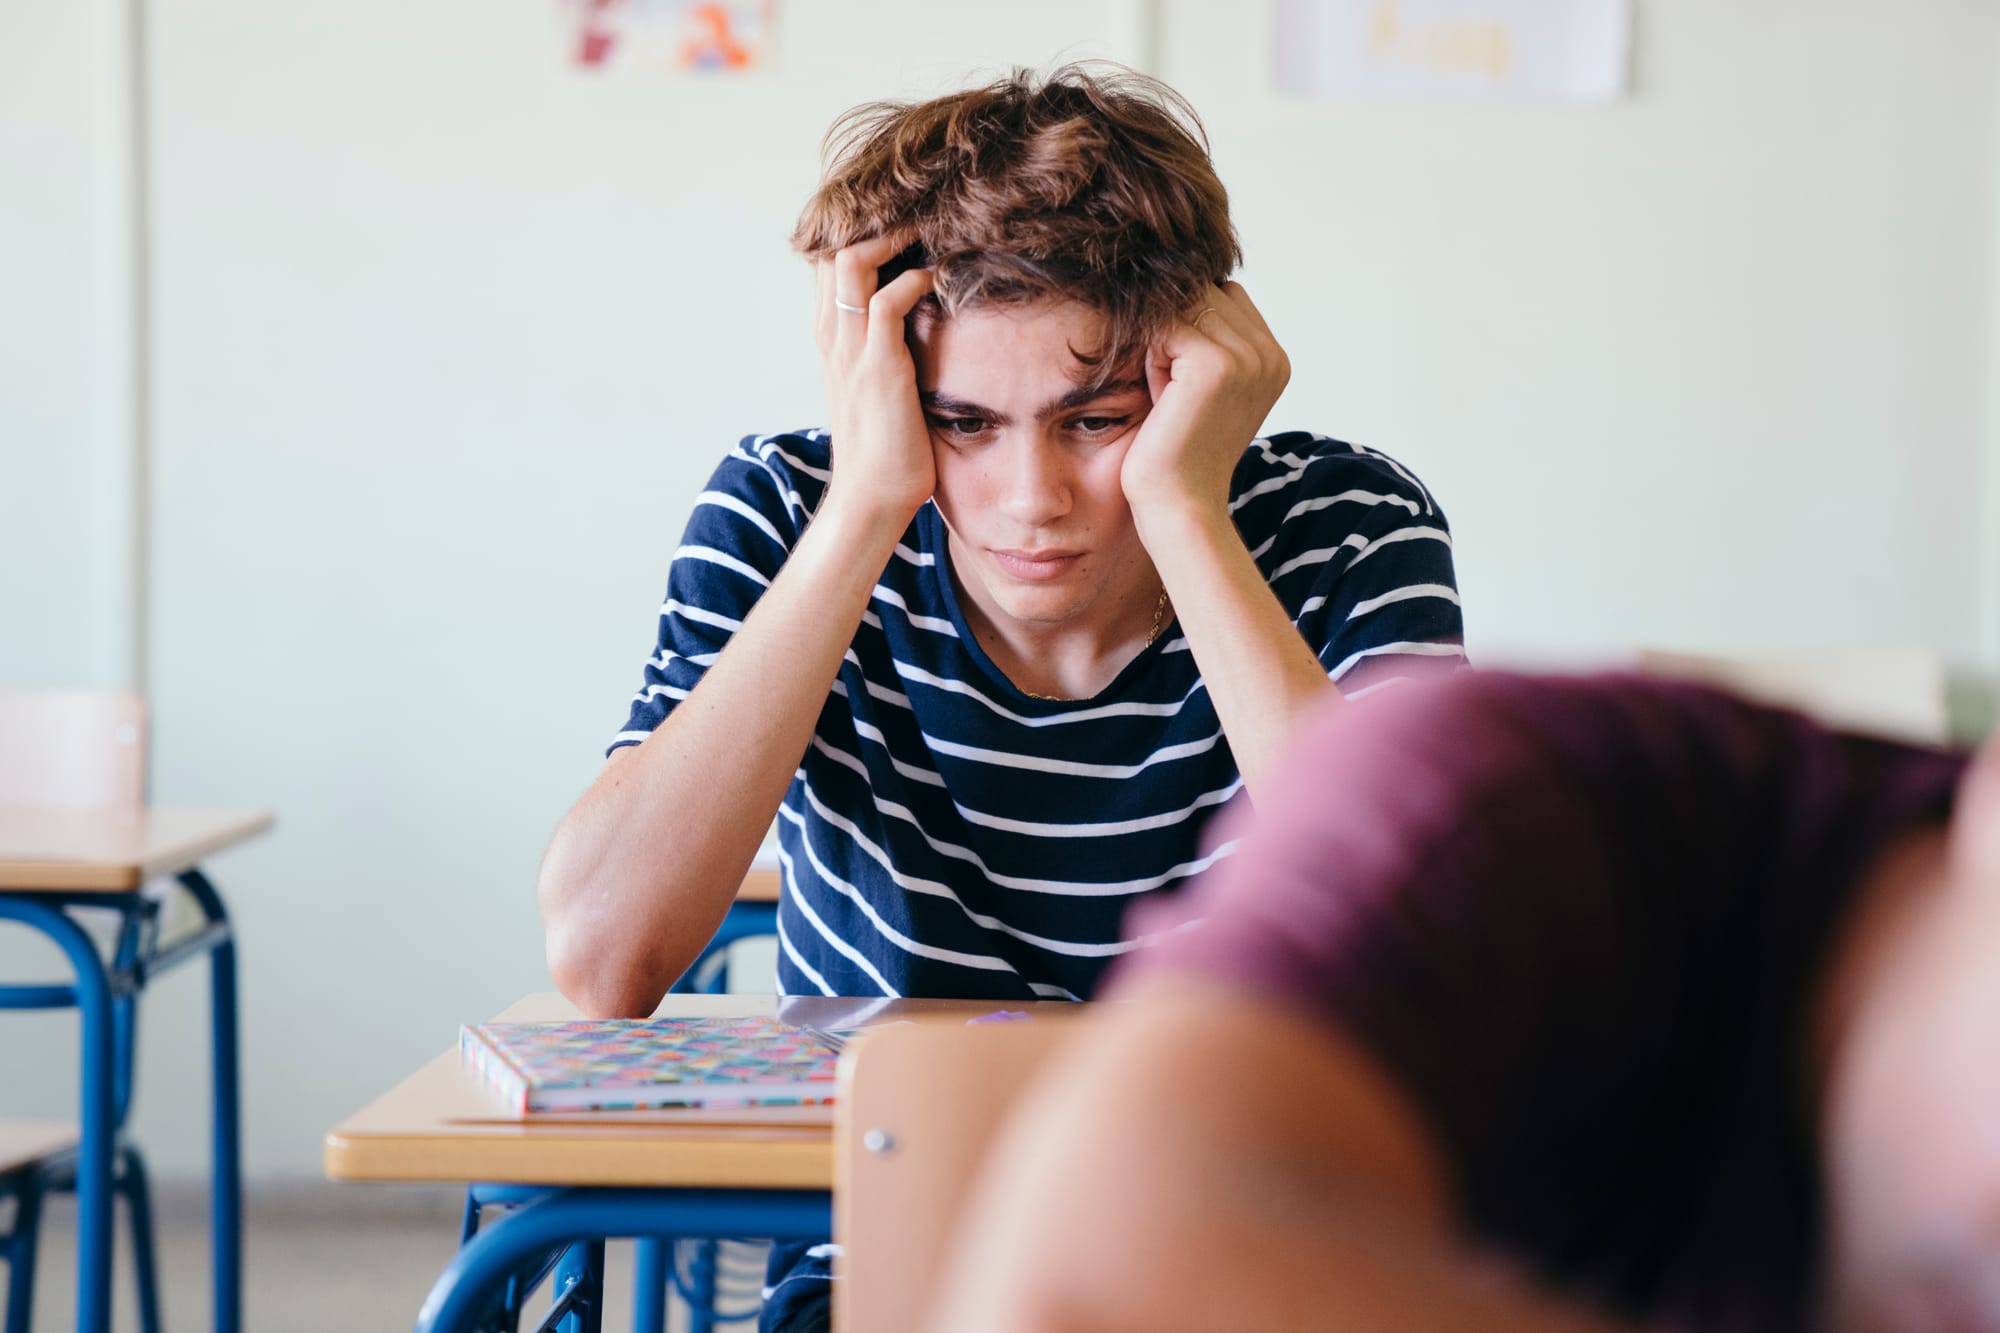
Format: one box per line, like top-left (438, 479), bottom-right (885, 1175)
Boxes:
top-left (1229, 431), bottom-right (1437, 506)
top-left (1227, 431), bottom-right (1445, 549)
top-left (700, 430), bottom-right (836, 529)
top-left (720, 429), bottom-right (833, 483)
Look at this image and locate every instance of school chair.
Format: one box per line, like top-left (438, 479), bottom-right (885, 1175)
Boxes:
top-left (0, 690), bottom-right (146, 810)
top-left (1635, 647), bottom-right (1949, 744)
top-left (834, 1016), bottom-right (1080, 1333)
top-left (0, 688), bottom-right (166, 1333)
top-left (0, 1122), bottom-right (74, 1332)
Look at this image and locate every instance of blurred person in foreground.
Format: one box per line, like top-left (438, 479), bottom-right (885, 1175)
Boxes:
top-left (538, 63), bottom-right (1464, 1331)
top-left (931, 671), bottom-right (2000, 1333)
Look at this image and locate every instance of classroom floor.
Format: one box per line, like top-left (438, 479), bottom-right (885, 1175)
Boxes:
top-left (16, 1184), bottom-right (764, 1332)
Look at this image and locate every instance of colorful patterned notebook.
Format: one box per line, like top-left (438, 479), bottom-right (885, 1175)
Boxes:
top-left (459, 1015), bottom-right (841, 1115)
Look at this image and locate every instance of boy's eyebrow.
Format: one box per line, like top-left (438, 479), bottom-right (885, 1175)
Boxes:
top-left (919, 390), bottom-right (992, 419)
top-left (919, 380), bottom-right (1147, 426)
top-left (1041, 379), bottom-right (1146, 419)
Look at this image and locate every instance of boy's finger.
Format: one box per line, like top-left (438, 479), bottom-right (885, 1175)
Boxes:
top-left (831, 228), bottom-right (920, 305)
top-left (1219, 280), bottom-right (1278, 342)
top-left (867, 268), bottom-right (937, 359)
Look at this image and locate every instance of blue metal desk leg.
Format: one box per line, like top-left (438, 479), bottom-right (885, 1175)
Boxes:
top-left (630, 1239), bottom-right (667, 1333)
top-left (0, 900), bottom-right (116, 1333)
top-left (180, 870), bottom-right (242, 1333)
top-left (119, 1147), bottom-right (164, 1333)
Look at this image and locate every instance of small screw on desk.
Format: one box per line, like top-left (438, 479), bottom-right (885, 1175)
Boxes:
top-left (863, 1128), bottom-right (897, 1155)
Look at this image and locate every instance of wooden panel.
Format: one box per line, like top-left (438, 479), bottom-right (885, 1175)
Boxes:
top-left (835, 1017), bottom-right (1080, 1333)
top-left (0, 808), bottom-right (274, 891)
top-left (0, 688), bottom-right (145, 809)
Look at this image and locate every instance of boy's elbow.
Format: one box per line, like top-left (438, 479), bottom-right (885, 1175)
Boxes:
top-left (545, 921), bottom-right (664, 1019)
top-left (539, 844), bottom-right (665, 1019)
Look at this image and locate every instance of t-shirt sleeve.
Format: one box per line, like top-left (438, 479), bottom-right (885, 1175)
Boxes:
top-left (1252, 438), bottom-right (1466, 696)
top-left (607, 436), bottom-right (810, 753)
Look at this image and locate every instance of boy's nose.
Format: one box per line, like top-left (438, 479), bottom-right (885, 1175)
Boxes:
top-left (996, 440), bottom-right (1074, 529)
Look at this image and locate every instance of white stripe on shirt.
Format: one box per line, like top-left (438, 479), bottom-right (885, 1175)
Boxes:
top-left (1327, 639), bottom-right (1466, 683)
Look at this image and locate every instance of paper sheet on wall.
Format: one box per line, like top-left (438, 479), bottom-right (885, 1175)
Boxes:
top-left (1273, 0), bottom-right (1632, 103)
top-left (560, 0), bottom-right (775, 73)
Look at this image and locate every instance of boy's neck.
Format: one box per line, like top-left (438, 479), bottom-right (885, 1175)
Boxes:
top-left (944, 539), bottom-right (1166, 701)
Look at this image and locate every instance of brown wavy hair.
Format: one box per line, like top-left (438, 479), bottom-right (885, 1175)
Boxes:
top-left (792, 63), bottom-right (1241, 386)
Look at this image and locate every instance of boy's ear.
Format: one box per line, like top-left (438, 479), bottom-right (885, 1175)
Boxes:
top-left (1949, 733), bottom-right (2000, 883)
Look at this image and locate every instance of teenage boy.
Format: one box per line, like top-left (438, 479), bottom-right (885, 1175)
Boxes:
top-left (538, 64), bottom-right (1466, 1330)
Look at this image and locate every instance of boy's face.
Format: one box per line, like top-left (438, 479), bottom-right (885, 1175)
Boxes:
top-left (909, 300), bottom-right (1161, 640)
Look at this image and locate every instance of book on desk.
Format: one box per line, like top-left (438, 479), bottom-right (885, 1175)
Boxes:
top-left (459, 1013), bottom-right (841, 1115)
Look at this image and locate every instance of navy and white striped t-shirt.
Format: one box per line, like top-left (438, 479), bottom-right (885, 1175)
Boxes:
top-left (612, 428), bottom-right (1465, 1002)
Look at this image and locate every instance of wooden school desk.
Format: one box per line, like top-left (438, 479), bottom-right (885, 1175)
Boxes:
top-left (325, 991), bottom-right (1073, 1333)
top-left (0, 806), bottom-right (271, 1333)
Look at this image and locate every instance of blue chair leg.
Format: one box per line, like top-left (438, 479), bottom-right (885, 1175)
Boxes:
top-left (459, 1187), bottom-right (484, 1245)
top-left (631, 1238), bottom-right (668, 1333)
top-left (463, 1187), bottom-right (591, 1333)
top-left (3, 1173), bottom-right (46, 1333)
top-left (551, 1241), bottom-right (603, 1333)
top-left (463, 1189), bottom-right (518, 1332)
top-left (687, 1240), bottom-right (718, 1333)
top-left (118, 1147), bottom-right (164, 1333)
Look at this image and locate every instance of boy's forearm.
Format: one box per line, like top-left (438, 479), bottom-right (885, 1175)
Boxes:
top-left (1133, 497), bottom-right (1339, 802)
top-left (538, 495), bottom-right (909, 1016)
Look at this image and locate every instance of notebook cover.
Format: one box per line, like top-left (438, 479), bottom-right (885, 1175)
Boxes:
top-left (459, 1014), bottom-right (840, 1115)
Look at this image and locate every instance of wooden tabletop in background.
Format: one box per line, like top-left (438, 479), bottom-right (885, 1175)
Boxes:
top-left (0, 808), bottom-right (274, 891)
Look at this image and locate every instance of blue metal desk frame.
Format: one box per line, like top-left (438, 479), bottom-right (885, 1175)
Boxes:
top-left (438, 899), bottom-right (785, 1333)
top-left (0, 868), bottom-right (241, 1333)
top-left (422, 1188), bottom-right (829, 1333)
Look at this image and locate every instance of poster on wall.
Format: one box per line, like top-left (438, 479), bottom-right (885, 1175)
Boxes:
top-left (560, 0), bottom-right (776, 73)
top-left (1274, 0), bottom-right (1632, 103)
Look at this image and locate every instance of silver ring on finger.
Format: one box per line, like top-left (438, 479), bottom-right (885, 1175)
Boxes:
top-left (835, 298), bottom-right (867, 315)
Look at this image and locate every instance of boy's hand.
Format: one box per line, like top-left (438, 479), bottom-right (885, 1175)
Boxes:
top-left (1121, 281), bottom-right (1290, 525)
top-left (814, 232), bottom-right (937, 530)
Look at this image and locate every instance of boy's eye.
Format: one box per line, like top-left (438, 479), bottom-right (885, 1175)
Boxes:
top-left (929, 415), bottom-right (990, 438)
top-left (1073, 416), bottom-right (1128, 436)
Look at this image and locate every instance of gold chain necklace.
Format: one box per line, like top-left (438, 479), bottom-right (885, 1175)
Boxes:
top-left (1021, 588), bottom-right (1171, 702)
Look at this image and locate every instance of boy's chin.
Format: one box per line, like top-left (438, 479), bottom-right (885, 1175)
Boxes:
top-left (986, 585), bottom-right (1086, 629)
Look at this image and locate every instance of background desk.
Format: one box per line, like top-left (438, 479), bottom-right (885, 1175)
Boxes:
top-left (0, 806), bottom-right (270, 1333)
top-left (0, 808), bottom-right (271, 892)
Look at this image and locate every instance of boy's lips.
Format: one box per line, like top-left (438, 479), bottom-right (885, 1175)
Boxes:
top-left (990, 548), bottom-right (1084, 581)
